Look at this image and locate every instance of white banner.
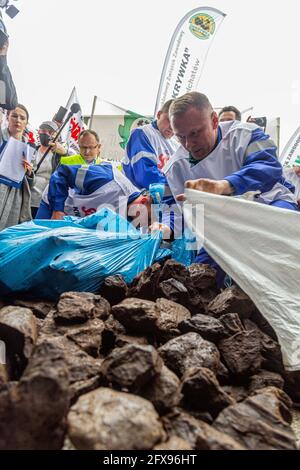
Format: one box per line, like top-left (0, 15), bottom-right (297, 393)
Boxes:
top-left (63, 87), bottom-right (85, 154)
top-left (280, 126), bottom-right (300, 168)
top-left (154, 7), bottom-right (226, 114)
top-left (184, 189), bottom-right (300, 371)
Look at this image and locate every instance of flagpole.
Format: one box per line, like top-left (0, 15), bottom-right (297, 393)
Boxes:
top-left (89, 96), bottom-right (97, 130)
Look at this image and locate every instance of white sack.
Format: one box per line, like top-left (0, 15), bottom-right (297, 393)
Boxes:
top-left (184, 189), bottom-right (300, 371)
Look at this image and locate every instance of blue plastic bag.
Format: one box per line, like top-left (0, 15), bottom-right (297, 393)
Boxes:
top-left (0, 209), bottom-right (163, 299)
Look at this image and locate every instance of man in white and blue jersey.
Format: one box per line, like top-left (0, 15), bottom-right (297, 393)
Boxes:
top-left (164, 92), bottom-right (298, 285)
top-left (123, 100), bottom-right (179, 190)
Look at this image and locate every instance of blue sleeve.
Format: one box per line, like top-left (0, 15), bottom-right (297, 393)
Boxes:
top-left (48, 165), bottom-right (79, 211)
top-left (124, 128), bottom-right (167, 189)
top-left (160, 192), bottom-right (183, 235)
top-left (224, 128), bottom-right (283, 195)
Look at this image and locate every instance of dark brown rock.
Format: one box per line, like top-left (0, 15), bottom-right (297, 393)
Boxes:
top-left (214, 387), bottom-right (297, 450)
top-left (54, 292), bottom-right (110, 325)
top-left (187, 263), bottom-right (217, 290)
top-left (0, 339), bottom-right (70, 450)
top-left (199, 289), bottom-right (220, 308)
top-left (155, 298), bottom-right (191, 342)
top-left (243, 319), bottom-right (284, 374)
top-left (0, 306), bottom-right (38, 379)
top-left (68, 388), bottom-right (164, 450)
top-left (222, 385), bottom-right (249, 403)
top-left (162, 409), bottom-right (201, 449)
top-left (38, 336), bottom-right (102, 402)
top-left (208, 286), bottom-right (256, 319)
top-left (104, 314), bottom-right (127, 335)
top-left (65, 319), bottom-right (105, 357)
top-left (114, 334), bottom-right (151, 349)
top-left (13, 299), bottom-right (55, 319)
top-left (162, 409), bottom-right (244, 450)
top-left (129, 260), bottom-right (205, 313)
top-left (181, 409), bottom-right (213, 424)
top-left (216, 361), bottom-right (230, 385)
top-left (158, 333), bottom-right (220, 378)
top-left (129, 263), bottom-right (161, 300)
top-left (154, 436), bottom-right (192, 450)
top-left (141, 365), bottom-right (182, 414)
top-left (218, 330), bottom-right (263, 378)
top-left (0, 364), bottom-right (8, 384)
top-left (101, 344), bottom-right (163, 392)
top-left (251, 386), bottom-right (293, 424)
top-left (159, 279), bottom-right (190, 309)
top-left (112, 298), bottom-right (159, 334)
top-left (181, 367), bottom-right (235, 417)
top-left (99, 275), bottom-right (128, 306)
top-left (39, 311), bottom-right (105, 358)
top-left (100, 314), bottom-right (127, 355)
top-left (158, 260), bottom-right (205, 313)
top-left (220, 313), bottom-right (245, 337)
top-left (179, 314), bottom-right (226, 343)
top-left (283, 370), bottom-right (300, 403)
top-left (195, 421), bottom-right (245, 450)
top-left (248, 370), bottom-right (285, 394)
top-left (250, 309), bottom-right (278, 341)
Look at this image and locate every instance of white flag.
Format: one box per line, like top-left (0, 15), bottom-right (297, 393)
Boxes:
top-left (155, 7), bottom-right (226, 114)
top-left (280, 127), bottom-right (300, 199)
top-left (63, 87), bottom-right (85, 154)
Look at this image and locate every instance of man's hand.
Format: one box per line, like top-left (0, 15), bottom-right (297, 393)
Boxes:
top-left (51, 211), bottom-right (65, 220)
top-left (48, 141), bottom-right (67, 156)
top-left (149, 222), bottom-right (172, 240)
top-left (0, 41), bottom-right (8, 56)
top-left (177, 178), bottom-right (234, 201)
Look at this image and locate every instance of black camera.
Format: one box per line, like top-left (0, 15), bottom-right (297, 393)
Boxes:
top-left (0, 1), bottom-right (19, 19)
top-left (0, 1), bottom-right (20, 48)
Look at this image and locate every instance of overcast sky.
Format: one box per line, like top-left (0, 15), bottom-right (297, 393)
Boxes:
top-left (5, 0), bottom-right (300, 150)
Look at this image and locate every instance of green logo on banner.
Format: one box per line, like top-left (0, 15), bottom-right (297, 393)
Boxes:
top-left (118, 113), bottom-right (151, 150)
top-left (295, 156), bottom-right (300, 165)
top-left (189, 13), bottom-right (215, 40)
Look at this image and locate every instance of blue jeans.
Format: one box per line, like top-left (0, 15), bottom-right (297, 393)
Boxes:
top-left (35, 200), bottom-right (52, 219)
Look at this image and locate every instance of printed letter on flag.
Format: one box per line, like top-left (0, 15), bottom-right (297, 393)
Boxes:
top-left (280, 126), bottom-right (300, 168)
top-left (154, 7), bottom-right (226, 114)
top-left (64, 87), bottom-right (85, 153)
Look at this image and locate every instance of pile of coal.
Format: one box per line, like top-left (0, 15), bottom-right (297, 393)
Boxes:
top-left (0, 260), bottom-right (298, 450)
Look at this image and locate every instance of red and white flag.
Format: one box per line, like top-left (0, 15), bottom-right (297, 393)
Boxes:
top-left (64, 87), bottom-right (85, 153)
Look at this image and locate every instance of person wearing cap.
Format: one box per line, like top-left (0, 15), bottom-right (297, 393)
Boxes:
top-left (30, 121), bottom-right (67, 218)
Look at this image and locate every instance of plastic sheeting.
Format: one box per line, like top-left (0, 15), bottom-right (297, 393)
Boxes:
top-left (184, 189), bottom-right (300, 371)
top-left (0, 209), bottom-right (164, 299)
top-left (0, 209), bottom-right (195, 299)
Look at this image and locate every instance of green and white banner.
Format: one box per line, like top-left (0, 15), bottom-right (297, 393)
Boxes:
top-left (280, 126), bottom-right (300, 168)
top-left (154, 7), bottom-right (226, 114)
top-left (88, 99), bottom-right (151, 162)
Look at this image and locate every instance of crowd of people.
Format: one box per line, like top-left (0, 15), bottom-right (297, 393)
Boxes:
top-left (0, 38), bottom-right (299, 288)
